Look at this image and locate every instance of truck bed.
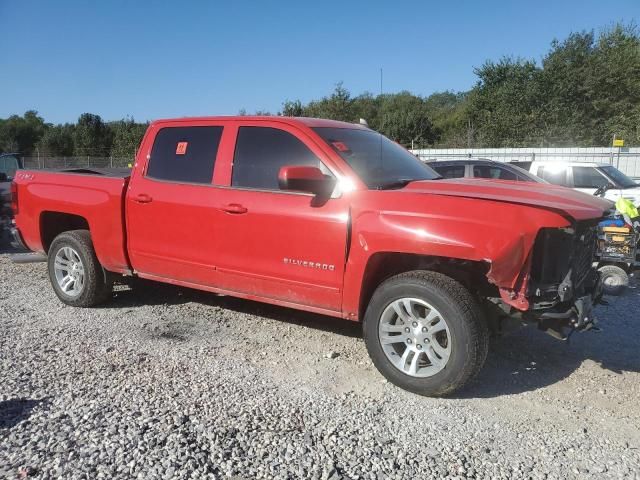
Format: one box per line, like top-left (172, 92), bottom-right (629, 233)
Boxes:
top-left (13, 169), bottom-right (131, 273)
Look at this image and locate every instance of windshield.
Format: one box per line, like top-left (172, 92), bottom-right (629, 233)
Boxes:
top-left (600, 165), bottom-right (638, 189)
top-left (0, 155), bottom-right (20, 180)
top-left (312, 127), bottom-right (440, 189)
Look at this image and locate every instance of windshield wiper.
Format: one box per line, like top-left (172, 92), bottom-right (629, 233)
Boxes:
top-left (373, 179), bottom-right (416, 190)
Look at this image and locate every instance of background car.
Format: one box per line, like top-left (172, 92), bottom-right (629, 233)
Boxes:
top-left (511, 161), bottom-right (640, 205)
top-left (427, 159), bottom-right (546, 183)
top-left (0, 153), bottom-right (22, 242)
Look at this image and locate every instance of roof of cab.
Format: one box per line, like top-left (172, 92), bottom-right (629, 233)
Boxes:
top-left (532, 160), bottom-right (610, 167)
top-left (151, 116), bottom-right (368, 130)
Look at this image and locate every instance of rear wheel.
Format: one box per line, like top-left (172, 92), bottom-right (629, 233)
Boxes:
top-left (363, 270), bottom-right (489, 397)
top-left (48, 230), bottom-right (112, 307)
top-left (598, 264), bottom-right (629, 296)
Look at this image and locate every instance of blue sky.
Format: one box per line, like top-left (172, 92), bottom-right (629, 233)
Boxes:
top-left (1, 0), bottom-right (638, 124)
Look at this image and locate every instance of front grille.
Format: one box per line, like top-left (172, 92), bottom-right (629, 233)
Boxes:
top-left (529, 221), bottom-right (598, 300)
top-left (572, 223), bottom-right (597, 288)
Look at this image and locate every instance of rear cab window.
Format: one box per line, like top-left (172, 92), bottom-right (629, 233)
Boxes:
top-left (231, 126), bottom-right (331, 191)
top-left (146, 126), bottom-right (223, 184)
top-left (432, 165), bottom-right (465, 179)
top-left (473, 165), bottom-right (517, 181)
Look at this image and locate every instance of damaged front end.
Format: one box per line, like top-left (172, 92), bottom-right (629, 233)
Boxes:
top-left (497, 221), bottom-right (604, 340)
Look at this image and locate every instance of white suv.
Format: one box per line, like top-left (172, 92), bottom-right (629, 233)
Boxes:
top-left (513, 161), bottom-right (640, 205)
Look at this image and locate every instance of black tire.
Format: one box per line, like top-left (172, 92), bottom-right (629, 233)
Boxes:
top-left (598, 264), bottom-right (629, 296)
top-left (47, 230), bottom-right (113, 307)
top-left (363, 270), bottom-right (489, 397)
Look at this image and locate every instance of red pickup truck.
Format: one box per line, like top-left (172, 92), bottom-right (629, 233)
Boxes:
top-left (11, 116), bottom-right (612, 396)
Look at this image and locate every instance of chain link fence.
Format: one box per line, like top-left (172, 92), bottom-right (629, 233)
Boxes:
top-left (21, 156), bottom-right (133, 170)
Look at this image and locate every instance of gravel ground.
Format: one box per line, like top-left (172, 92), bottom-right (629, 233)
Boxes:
top-left (1, 251), bottom-right (639, 479)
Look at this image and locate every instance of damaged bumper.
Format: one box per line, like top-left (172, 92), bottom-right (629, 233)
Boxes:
top-left (527, 268), bottom-right (604, 340)
top-left (496, 220), bottom-right (606, 341)
top-left (534, 293), bottom-right (602, 340)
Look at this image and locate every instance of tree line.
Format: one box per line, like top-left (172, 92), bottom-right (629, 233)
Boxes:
top-left (1, 23), bottom-right (638, 156)
top-left (0, 112), bottom-right (147, 158)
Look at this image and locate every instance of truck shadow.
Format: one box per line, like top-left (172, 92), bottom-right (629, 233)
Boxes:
top-left (0, 398), bottom-right (46, 429)
top-left (108, 278), bottom-right (363, 339)
top-left (106, 278), bottom-right (639, 397)
top-left (458, 286), bottom-right (640, 398)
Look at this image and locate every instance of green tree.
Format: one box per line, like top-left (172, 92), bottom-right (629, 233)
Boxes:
top-left (588, 24), bottom-right (640, 145)
top-left (351, 92), bottom-right (381, 129)
top-left (109, 118), bottom-right (147, 158)
top-left (38, 124), bottom-right (75, 156)
top-left (281, 100), bottom-right (304, 117)
top-left (468, 58), bottom-right (543, 147)
top-left (304, 83), bottom-right (354, 121)
top-left (378, 92), bottom-right (436, 148)
top-left (424, 91), bottom-right (471, 147)
top-left (73, 113), bottom-right (113, 156)
top-left (0, 110), bottom-right (47, 154)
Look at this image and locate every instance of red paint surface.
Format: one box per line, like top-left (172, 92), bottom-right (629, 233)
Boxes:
top-left (13, 116), bottom-right (611, 318)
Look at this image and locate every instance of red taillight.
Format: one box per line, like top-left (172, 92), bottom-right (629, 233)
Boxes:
top-left (10, 181), bottom-right (18, 215)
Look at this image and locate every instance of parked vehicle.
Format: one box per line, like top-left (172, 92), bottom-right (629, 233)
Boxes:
top-left (427, 159), bottom-right (546, 183)
top-left (11, 116), bottom-right (612, 396)
top-left (593, 194), bottom-right (640, 295)
top-left (0, 153), bottom-right (23, 238)
top-left (511, 161), bottom-right (640, 206)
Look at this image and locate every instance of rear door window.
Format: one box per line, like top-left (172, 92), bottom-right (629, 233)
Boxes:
top-left (572, 166), bottom-right (608, 188)
top-left (232, 126), bottom-right (325, 190)
top-left (431, 165), bottom-right (465, 179)
top-left (147, 126), bottom-right (223, 184)
top-left (537, 166), bottom-right (568, 186)
top-left (473, 165), bottom-right (518, 181)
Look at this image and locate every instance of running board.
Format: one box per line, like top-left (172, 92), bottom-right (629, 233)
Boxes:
top-left (9, 252), bottom-right (47, 263)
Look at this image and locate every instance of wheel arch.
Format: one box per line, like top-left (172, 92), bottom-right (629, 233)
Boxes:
top-left (40, 211), bottom-right (90, 253)
top-left (358, 252), bottom-right (494, 321)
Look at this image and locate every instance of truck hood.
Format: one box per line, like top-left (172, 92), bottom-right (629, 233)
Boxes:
top-left (404, 178), bottom-right (612, 221)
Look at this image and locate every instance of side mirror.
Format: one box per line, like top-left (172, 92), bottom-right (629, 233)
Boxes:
top-left (278, 166), bottom-right (336, 196)
top-left (0, 173), bottom-right (7, 182)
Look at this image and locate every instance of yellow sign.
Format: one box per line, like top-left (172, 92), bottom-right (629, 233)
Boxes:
top-left (613, 139), bottom-right (624, 147)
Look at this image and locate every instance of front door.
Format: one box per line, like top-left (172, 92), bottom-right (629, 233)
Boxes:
top-left (214, 123), bottom-right (349, 312)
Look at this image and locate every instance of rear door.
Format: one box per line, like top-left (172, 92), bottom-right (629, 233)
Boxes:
top-left (126, 123), bottom-right (227, 285)
top-left (214, 121), bottom-right (349, 312)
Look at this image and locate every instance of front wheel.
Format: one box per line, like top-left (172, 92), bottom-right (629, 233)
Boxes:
top-left (363, 270), bottom-right (489, 397)
top-left (48, 230), bottom-right (113, 307)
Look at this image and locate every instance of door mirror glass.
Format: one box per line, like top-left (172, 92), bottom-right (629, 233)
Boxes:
top-left (278, 165), bottom-right (336, 195)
